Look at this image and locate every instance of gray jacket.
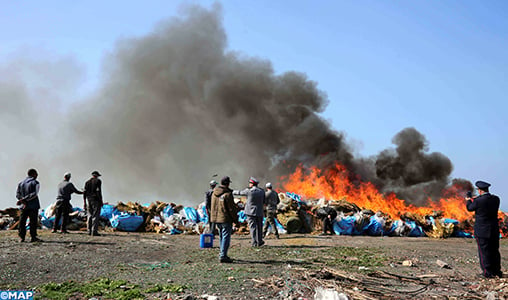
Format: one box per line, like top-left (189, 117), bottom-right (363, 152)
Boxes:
top-left (234, 186), bottom-right (265, 217)
top-left (265, 190), bottom-right (280, 212)
top-left (57, 180), bottom-right (82, 203)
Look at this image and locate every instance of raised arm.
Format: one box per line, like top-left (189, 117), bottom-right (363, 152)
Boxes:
top-left (233, 188), bottom-right (248, 196)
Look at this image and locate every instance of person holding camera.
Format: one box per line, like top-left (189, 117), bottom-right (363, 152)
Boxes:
top-left (466, 180), bottom-right (503, 278)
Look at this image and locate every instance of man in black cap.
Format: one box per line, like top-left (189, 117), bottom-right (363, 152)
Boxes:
top-left (16, 168), bottom-right (43, 242)
top-left (466, 180), bottom-right (503, 278)
top-left (210, 176), bottom-right (238, 263)
top-left (234, 177), bottom-right (266, 247)
top-left (84, 171), bottom-right (103, 236)
top-left (53, 172), bottom-right (83, 233)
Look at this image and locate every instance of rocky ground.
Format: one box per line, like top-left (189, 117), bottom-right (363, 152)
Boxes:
top-left (0, 229), bottom-right (507, 299)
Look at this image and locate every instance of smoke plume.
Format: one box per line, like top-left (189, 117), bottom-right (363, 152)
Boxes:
top-left (0, 4), bottom-right (461, 208)
top-left (373, 127), bottom-right (453, 204)
top-left (62, 4), bottom-right (355, 204)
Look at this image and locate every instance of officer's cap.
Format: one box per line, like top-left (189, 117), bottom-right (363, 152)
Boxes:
top-left (248, 177), bottom-right (259, 185)
top-left (475, 180), bottom-right (491, 190)
top-left (209, 180), bottom-right (218, 187)
top-left (265, 182), bottom-right (272, 188)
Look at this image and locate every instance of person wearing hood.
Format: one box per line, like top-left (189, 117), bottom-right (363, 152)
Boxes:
top-left (210, 176), bottom-right (238, 263)
top-left (234, 177), bottom-right (266, 247)
top-left (16, 168), bottom-right (43, 243)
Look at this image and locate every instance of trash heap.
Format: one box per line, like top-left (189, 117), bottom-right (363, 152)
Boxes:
top-left (282, 193), bottom-right (476, 238)
top-left (0, 208), bottom-right (19, 230)
top-left (1, 191), bottom-right (507, 239)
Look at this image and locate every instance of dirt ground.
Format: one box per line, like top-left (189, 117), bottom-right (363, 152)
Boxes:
top-left (1, 229), bottom-right (507, 299)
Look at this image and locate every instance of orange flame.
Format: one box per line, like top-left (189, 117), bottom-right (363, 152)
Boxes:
top-left (281, 163), bottom-right (474, 222)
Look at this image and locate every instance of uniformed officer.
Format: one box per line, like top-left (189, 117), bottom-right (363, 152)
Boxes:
top-left (466, 180), bottom-right (503, 278)
top-left (234, 177), bottom-right (266, 247)
top-left (84, 171), bottom-right (103, 236)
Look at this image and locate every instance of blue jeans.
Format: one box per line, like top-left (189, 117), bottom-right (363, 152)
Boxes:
top-left (216, 222), bottom-right (232, 259)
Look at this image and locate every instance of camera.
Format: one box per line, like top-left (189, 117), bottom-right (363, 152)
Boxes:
top-left (466, 191), bottom-right (472, 198)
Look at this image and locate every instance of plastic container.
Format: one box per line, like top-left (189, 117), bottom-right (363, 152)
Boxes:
top-left (200, 233), bottom-right (214, 248)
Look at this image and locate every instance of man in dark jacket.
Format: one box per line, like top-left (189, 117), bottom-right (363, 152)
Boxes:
top-left (466, 180), bottom-right (502, 278)
top-left (318, 205), bottom-right (337, 236)
top-left (262, 182), bottom-right (280, 239)
top-left (53, 172), bottom-right (83, 233)
top-left (234, 177), bottom-right (266, 247)
top-left (16, 168), bottom-right (42, 242)
top-left (84, 171), bottom-right (103, 236)
top-left (205, 180), bottom-right (218, 235)
top-left (210, 176), bottom-right (238, 263)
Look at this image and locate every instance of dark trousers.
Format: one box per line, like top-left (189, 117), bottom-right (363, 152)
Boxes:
top-left (19, 208), bottom-right (38, 240)
top-left (323, 217), bottom-right (334, 234)
top-left (476, 236), bottom-right (502, 277)
top-left (262, 211), bottom-right (279, 237)
top-left (87, 199), bottom-right (101, 234)
top-left (53, 201), bottom-right (70, 231)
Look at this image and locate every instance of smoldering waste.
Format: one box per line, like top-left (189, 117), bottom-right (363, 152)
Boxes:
top-left (2, 191), bottom-right (506, 239)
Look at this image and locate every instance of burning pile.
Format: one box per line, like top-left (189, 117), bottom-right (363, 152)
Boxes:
top-left (278, 163), bottom-right (508, 238)
top-left (1, 163), bottom-right (506, 238)
top-left (0, 194), bottom-right (505, 239)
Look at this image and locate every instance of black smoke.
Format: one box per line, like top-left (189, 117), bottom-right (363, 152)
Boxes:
top-left (62, 4), bottom-right (355, 203)
top-left (373, 127), bottom-right (453, 204)
top-left (0, 4), bottom-right (462, 208)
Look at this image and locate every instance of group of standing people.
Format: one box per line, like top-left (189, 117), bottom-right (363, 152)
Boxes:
top-left (206, 175), bottom-right (280, 263)
top-left (14, 168), bottom-right (504, 277)
top-left (15, 168), bottom-right (104, 243)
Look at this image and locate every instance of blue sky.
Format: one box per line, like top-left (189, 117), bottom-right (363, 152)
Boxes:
top-left (1, 1), bottom-right (507, 209)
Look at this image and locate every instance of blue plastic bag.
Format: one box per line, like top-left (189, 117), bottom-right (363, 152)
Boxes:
top-left (100, 204), bottom-right (115, 220)
top-left (443, 218), bottom-right (459, 225)
top-left (162, 205), bottom-right (174, 220)
top-left (366, 215), bottom-right (384, 236)
top-left (333, 216), bottom-right (355, 235)
top-left (406, 220), bottom-right (425, 237)
top-left (182, 207), bottom-right (200, 223)
top-left (200, 205), bottom-right (209, 224)
top-left (237, 210), bottom-right (247, 223)
top-left (110, 212), bottom-right (144, 232)
top-left (40, 209), bottom-right (56, 228)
